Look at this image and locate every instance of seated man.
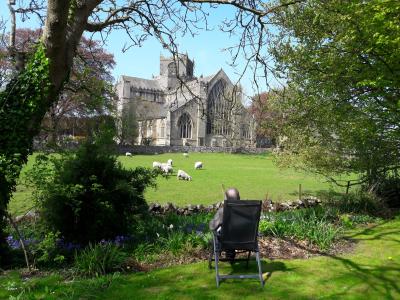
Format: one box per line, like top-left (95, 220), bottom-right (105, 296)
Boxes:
top-left (209, 187), bottom-right (240, 261)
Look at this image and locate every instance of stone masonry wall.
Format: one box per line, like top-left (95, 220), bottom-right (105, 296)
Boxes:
top-left (120, 145), bottom-right (271, 155)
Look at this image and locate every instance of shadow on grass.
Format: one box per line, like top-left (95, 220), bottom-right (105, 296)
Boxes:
top-left (288, 219), bottom-right (400, 299)
top-left (215, 259), bottom-right (291, 277)
top-left (344, 219), bottom-right (400, 244)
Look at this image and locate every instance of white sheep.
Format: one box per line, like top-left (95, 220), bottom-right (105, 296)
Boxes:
top-left (183, 152), bottom-right (189, 158)
top-left (167, 159), bottom-right (173, 166)
top-left (194, 161), bottom-right (203, 169)
top-left (161, 163), bottom-right (173, 174)
top-left (125, 152), bottom-right (132, 157)
top-left (177, 169), bottom-right (192, 181)
top-left (153, 161), bottom-right (162, 169)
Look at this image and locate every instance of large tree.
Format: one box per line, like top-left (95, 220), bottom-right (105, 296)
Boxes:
top-left (0, 29), bottom-right (116, 144)
top-left (250, 91), bottom-right (286, 147)
top-left (268, 0), bottom-right (400, 186)
top-left (0, 0), bottom-right (299, 262)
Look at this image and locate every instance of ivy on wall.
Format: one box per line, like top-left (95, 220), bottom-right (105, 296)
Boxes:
top-left (0, 44), bottom-right (51, 263)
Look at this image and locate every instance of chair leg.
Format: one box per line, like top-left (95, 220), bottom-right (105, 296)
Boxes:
top-left (255, 251), bottom-right (264, 287)
top-left (212, 235), bottom-right (220, 287)
top-left (246, 251), bottom-right (251, 269)
top-left (208, 244), bottom-right (213, 269)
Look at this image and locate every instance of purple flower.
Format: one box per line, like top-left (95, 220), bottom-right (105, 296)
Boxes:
top-left (6, 235), bottom-right (20, 250)
top-left (57, 238), bottom-right (81, 251)
top-left (113, 235), bottom-right (132, 246)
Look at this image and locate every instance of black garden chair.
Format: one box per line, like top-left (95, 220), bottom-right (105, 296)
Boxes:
top-left (208, 199), bottom-right (264, 287)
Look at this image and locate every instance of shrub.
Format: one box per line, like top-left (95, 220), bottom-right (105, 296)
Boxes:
top-left (260, 207), bottom-right (342, 250)
top-left (321, 190), bottom-right (387, 216)
top-left (27, 136), bottom-right (159, 244)
top-left (372, 175), bottom-right (400, 208)
top-left (33, 231), bottom-right (65, 267)
top-left (74, 242), bottom-right (126, 277)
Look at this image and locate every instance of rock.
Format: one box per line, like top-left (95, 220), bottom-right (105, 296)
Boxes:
top-left (277, 202), bottom-right (290, 211)
top-left (294, 199), bottom-right (304, 208)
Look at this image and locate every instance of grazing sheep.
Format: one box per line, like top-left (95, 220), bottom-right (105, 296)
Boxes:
top-left (153, 161), bottom-right (162, 169)
top-left (183, 152), bottom-right (189, 158)
top-left (177, 169), bottom-right (192, 181)
top-left (167, 159), bottom-right (173, 166)
top-left (125, 152), bottom-right (132, 157)
top-left (194, 161), bottom-right (203, 169)
top-left (161, 164), bottom-right (173, 174)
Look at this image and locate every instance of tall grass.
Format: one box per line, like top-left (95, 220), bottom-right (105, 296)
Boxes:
top-left (74, 243), bottom-right (126, 277)
top-left (130, 212), bottom-right (212, 262)
top-left (260, 207), bottom-right (342, 250)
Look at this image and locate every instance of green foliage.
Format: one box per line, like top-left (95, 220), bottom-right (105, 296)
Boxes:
top-left (130, 212), bottom-right (211, 262)
top-left (372, 174), bottom-right (400, 207)
top-left (270, 0), bottom-right (400, 186)
top-left (0, 44), bottom-right (50, 265)
top-left (74, 243), bottom-right (126, 277)
top-left (260, 207), bottom-right (342, 250)
top-left (321, 190), bottom-right (387, 216)
top-left (33, 231), bottom-right (65, 267)
top-left (27, 136), bottom-right (159, 244)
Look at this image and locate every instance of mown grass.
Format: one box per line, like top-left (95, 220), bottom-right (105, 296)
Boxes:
top-left (9, 152), bottom-right (349, 215)
top-left (1, 215), bottom-right (399, 299)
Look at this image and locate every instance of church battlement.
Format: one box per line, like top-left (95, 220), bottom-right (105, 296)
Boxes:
top-left (159, 54), bottom-right (194, 82)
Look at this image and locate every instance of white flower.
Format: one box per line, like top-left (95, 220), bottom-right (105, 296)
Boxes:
top-left (156, 232), bottom-right (160, 238)
top-left (169, 224), bottom-right (174, 230)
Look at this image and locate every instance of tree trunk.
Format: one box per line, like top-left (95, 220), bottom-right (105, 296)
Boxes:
top-left (0, 0), bottom-right (102, 265)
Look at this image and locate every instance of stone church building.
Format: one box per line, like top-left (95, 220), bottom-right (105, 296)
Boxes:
top-left (116, 54), bottom-right (255, 147)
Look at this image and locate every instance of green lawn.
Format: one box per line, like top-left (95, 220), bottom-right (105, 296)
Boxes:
top-left (9, 152), bottom-right (348, 215)
top-left (120, 153), bottom-right (341, 205)
top-left (2, 215), bottom-right (399, 299)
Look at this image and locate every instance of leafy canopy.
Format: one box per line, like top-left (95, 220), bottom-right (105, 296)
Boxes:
top-left (269, 0), bottom-right (400, 185)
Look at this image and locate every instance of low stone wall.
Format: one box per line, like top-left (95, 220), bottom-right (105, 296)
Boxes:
top-left (148, 196), bottom-right (322, 216)
top-left (120, 145), bottom-right (271, 155)
top-left (13, 197), bottom-right (321, 223)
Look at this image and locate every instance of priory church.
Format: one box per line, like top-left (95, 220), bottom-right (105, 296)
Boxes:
top-left (116, 54), bottom-right (255, 147)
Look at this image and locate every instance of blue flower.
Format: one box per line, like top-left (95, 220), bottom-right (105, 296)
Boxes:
top-left (6, 235), bottom-right (20, 250)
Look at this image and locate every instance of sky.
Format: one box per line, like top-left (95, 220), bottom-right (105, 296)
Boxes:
top-left (0, 1), bottom-right (272, 97)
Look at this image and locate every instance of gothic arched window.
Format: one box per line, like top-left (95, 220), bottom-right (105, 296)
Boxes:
top-left (168, 62), bottom-right (177, 76)
top-left (178, 113), bottom-right (192, 139)
top-left (207, 79), bottom-right (231, 135)
top-left (160, 120), bottom-right (166, 138)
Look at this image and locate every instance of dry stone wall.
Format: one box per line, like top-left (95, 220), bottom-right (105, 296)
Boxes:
top-left (119, 145), bottom-right (271, 155)
top-left (148, 196), bottom-right (322, 216)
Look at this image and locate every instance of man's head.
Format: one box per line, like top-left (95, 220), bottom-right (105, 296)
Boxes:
top-left (224, 187), bottom-right (240, 201)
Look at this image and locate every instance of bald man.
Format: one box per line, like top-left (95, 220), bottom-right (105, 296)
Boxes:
top-left (209, 188), bottom-right (240, 262)
top-left (209, 187), bottom-right (241, 231)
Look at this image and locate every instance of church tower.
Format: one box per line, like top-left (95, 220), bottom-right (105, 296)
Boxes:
top-left (159, 54), bottom-right (194, 90)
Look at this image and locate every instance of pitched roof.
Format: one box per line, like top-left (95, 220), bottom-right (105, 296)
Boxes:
top-left (121, 75), bottom-right (163, 91)
top-left (200, 72), bottom-right (217, 83)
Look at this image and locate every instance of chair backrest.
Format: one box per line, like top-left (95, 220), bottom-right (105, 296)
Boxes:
top-left (220, 199), bottom-right (262, 251)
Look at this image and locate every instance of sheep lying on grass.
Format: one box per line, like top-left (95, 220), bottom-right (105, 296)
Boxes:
top-left (194, 161), bottom-right (203, 169)
top-left (125, 152), bottom-right (132, 157)
top-left (177, 169), bottom-right (192, 181)
top-left (183, 152), bottom-right (189, 158)
top-left (167, 159), bottom-right (173, 166)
